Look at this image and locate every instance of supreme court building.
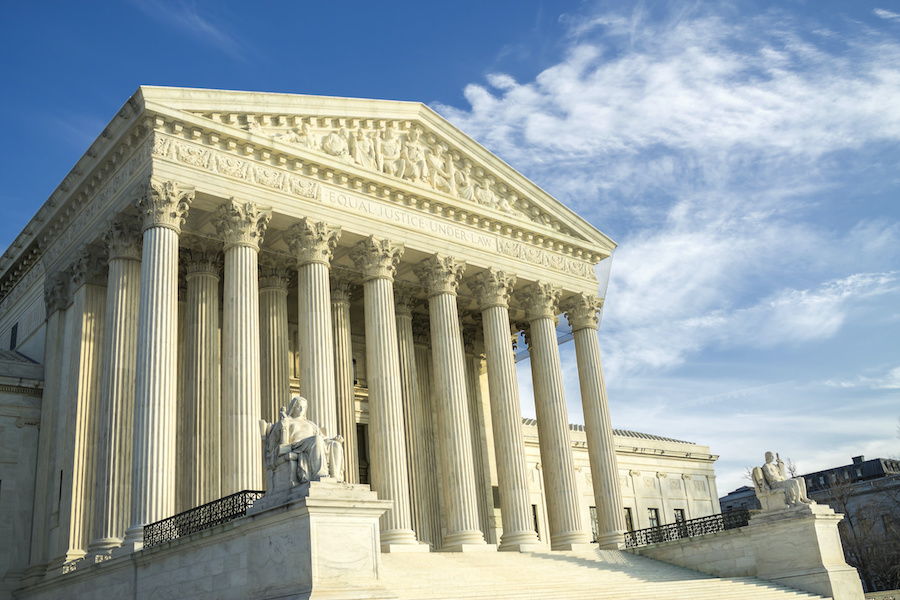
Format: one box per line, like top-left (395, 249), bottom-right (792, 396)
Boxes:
top-left (0, 87), bottom-right (723, 598)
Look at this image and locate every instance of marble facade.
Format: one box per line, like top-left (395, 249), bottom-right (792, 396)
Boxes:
top-left (2, 86), bottom-right (637, 595)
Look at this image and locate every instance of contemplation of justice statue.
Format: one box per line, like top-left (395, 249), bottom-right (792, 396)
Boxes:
top-left (258, 396), bottom-right (345, 496)
top-left (752, 451), bottom-right (815, 511)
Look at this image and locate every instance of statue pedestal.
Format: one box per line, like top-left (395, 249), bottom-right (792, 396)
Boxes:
top-left (749, 504), bottom-right (865, 600)
top-left (246, 478), bottom-right (397, 599)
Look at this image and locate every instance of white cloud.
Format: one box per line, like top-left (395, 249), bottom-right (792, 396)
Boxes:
top-left (826, 364), bottom-right (900, 390)
top-left (874, 8), bottom-right (900, 22)
top-left (127, 0), bottom-right (255, 62)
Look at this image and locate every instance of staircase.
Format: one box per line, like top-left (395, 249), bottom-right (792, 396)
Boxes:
top-left (380, 548), bottom-right (830, 600)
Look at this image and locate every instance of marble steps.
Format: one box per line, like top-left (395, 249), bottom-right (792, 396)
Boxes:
top-left (380, 548), bottom-right (829, 600)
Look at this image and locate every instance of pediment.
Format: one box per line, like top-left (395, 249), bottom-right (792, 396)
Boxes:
top-left (138, 86), bottom-right (615, 256)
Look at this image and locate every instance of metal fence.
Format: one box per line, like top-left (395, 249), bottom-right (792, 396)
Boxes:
top-left (623, 509), bottom-right (750, 549)
top-left (143, 490), bottom-right (265, 549)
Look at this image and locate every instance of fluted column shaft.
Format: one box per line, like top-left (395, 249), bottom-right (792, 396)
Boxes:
top-left (565, 294), bottom-right (626, 548)
top-left (182, 245), bottom-right (221, 506)
top-left (217, 199), bottom-right (271, 495)
top-left (50, 249), bottom-right (107, 569)
top-left (413, 317), bottom-right (443, 548)
top-left (289, 218), bottom-right (341, 437)
top-left (470, 269), bottom-right (540, 550)
top-left (351, 237), bottom-right (418, 547)
top-left (331, 273), bottom-right (358, 483)
top-left (415, 255), bottom-right (486, 549)
top-left (89, 218), bottom-right (142, 556)
top-left (25, 274), bottom-right (68, 579)
top-left (518, 282), bottom-right (589, 550)
top-left (395, 291), bottom-right (433, 545)
top-left (259, 258), bottom-right (291, 424)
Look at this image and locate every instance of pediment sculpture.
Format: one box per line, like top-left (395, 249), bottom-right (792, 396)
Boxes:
top-left (259, 396), bottom-right (345, 495)
top-left (752, 451), bottom-right (815, 511)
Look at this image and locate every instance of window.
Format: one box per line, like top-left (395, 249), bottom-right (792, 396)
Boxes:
top-left (532, 504), bottom-right (540, 539)
top-left (623, 507), bottom-right (634, 532)
top-left (9, 323), bottom-right (17, 349)
top-left (648, 508), bottom-right (660, 528)
top-left (356, 424), bottom-right (369, 484)
top-left (674, 508), bottom-right (686, 522)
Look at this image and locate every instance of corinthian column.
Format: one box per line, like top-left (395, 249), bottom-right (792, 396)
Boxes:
top-left (259, 254), bottom-right (292, 424)
top-left (564, 293), bottom-right (626, 548)
top-left (48, 247), bottom-right (106, 572)
top-left (287, 218), bottom-right (341, 438)
top-left (350, 237), bottom-right (421, 550)
top-left (331, 269), bottom-right (358, 483)
top-left (88, 216), bottom-right (142, 561)
top-left (216, 199), bottom-right (271, 495)
top-left (516, 281), bottom-right (590, 550)
top-left (181, 240), bottom-right (222, 506)
top-left (124, 179), bottom-right (193, 550)
top-left (414, 255), bottom-right (489, 551)
top-left (395, 286), bottom-right (433, 545)
top-left (469, 269), bottom-right (541, 551)
top-left (412, 314), bottom-right (443, 548)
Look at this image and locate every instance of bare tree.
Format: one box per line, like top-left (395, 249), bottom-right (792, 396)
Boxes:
top-left (818, 474), bottom-right (900, 592)
top-left (785, 457), bottom-right (799, 478)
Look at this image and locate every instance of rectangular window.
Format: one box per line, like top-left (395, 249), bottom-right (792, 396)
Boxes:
top-left (648, 508), bottom-right (660, 528)
top-left (674, 508), bottom-right (686, 522)
top-left (624, 507), bottom-right (634, 532)
top-left (532, 504), bottom-right (540, 539)
top-left (9, 323), bottom-right (18, 349)
top-left (589, 506), bottom-right (599, 542)
top-left (356, 424), bottom-right (369, 484)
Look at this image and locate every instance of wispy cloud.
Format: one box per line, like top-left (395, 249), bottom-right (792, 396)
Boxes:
top-left (127, 0), bottom-right (256, 62)
top-left (874, 8), bottom-right (900, 22)
top-left (826, 364), bottom-right (900, 390)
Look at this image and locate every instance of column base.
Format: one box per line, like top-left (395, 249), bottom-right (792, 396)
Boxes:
top-left (379, 528), bottom-right (420, 548)
top-left (381, 542), bottom-right (431, 553)
top-left (442, 529), bottom-right (487, 548)
top-left (117, 524), bottom-right (145, 555)
top-left (20, 562), bottom-right (48, 587)
top-left (498, 542), bottom-right (547, 553)
top-left (44, 550), bottom-right (86, 578)
top-left (498, 530), bottom-right (542, 551)
top-left (83, 536), bottom-right (123, 564)
top-left (594, 530), bottom-right (626, 550)
top-left (439, 543), bottom-right (498, 553)
top-left (553, 542), bottom-right (598, 552)
top-left (549, 530), bottom-right (592, 551)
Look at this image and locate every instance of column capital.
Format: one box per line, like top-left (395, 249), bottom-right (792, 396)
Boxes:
top-left (394, 283), bottom-right (418, 317)
top-left (563, 293), bottom-right (603, 332)
top-left (287, 218), bottom-right (341, 266)
top-left (70, 245), bottom-right (108, 289)
top-left (515, 281), bottom-right (561, 322)
top-left (103, 215), bottom-right (142, 262)
top-left (468, 268), bottom-right (516, 310)
top-left (258, 253), bottom-right (293, 290)
top-left (214, 199), bottom-right (272, 251)
top-left (411, 313), bottom-right (431, 346)
top-left (136, 179), bottom-right (194, 233)
top-left (350, 236), bottom-right (404, 282)
top-left (414, 254), bottom-right (466, 297)
top-left (44, 270), bottom-right (70, 314)
top-left (330, 268), bottom-right (358, 304)
top-left (180, 236), bottom-right (222, 278)
top-left (461, 323), bottom-right (483, 356)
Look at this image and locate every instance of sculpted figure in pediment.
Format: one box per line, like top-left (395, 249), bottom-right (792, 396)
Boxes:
top-left (375, 124), bottom-right (404, 176)
top-left (426, 144), bottom-right (455, 194)
top-left (322, 127), bottom-right (352, 162)
top-left (350, 129), bottom-right (376, 170)
top-left (475, 175), bottom-right (499, 209)
top-left (454, 162), bottom-right (476, 202)
top-left (278, 122), bottom-right (317, 150)
top-left (401, 128), bottom-right (428, 183)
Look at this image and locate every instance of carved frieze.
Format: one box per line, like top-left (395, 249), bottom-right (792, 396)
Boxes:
top-left (189, 111), bottom-right (574, 233)
top-left (497, 239), bottom-right (595, 281)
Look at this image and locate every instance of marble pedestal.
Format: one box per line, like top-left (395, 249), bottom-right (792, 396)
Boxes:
top-left (18, 480), bottom-right (398, 600)
top-left (749, 503), bottom-right (864, 600)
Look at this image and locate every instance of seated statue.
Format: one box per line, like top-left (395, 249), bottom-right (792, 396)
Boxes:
top-left (260, 396), bottom-right (344, 492)
top-left (752, 451), bottom-right (814, 511)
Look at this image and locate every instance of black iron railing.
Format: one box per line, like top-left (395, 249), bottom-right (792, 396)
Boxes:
top-left (143, 490), bottom-right (265, 548)
top-left (624, 509), bottom-right (750, 548)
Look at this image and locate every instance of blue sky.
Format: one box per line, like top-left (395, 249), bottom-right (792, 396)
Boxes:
top-left (1, 1), bottom-right (898, 496)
